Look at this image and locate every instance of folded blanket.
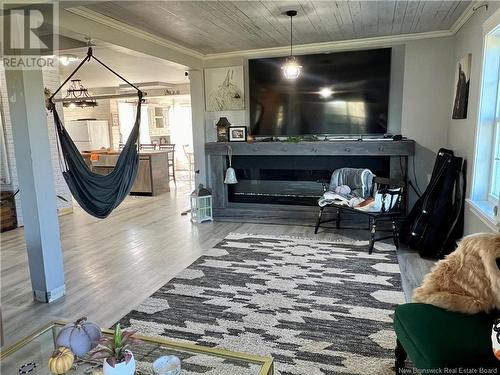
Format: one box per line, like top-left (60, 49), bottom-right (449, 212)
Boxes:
top-left (318, 192), bottom-right (364, 208)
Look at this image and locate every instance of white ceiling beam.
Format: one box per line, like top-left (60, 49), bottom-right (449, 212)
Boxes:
top-left (59, 7), bottom-right (204, 69)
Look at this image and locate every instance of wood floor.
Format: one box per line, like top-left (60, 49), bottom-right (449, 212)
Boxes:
top-left (0, 181), bottom-right (435, 348)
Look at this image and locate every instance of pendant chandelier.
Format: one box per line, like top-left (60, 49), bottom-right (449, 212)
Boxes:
top-left (282, 10), bottom-right (302, 80)
top-left (62, 79), bottom-right (98, 109)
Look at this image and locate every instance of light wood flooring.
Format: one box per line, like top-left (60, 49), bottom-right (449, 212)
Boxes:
top-left (0, 181), bottom-right (435, 348)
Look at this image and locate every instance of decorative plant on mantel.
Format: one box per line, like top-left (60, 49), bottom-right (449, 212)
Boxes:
top-left (89, 324), bottom-right (142, 375)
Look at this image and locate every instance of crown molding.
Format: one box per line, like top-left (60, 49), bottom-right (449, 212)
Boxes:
top-left (450, 2), bottom-right (477, 34)
top-left (66, 7), bottom-right (205, 60)
top-left (203, 30), bottom-right (454, 60)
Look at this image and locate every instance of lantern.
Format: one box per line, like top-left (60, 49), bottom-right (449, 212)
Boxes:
top-left (216, 117), bottom-right (231, 142)
top-left (190, 184), bottom-right (213, 223)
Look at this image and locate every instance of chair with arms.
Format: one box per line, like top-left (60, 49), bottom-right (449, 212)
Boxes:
top-left (315, 168), bottom-right (405, 254)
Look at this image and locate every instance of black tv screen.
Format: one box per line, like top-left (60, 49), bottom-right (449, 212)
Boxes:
top-left (249, 48), bottom-right (391, 136)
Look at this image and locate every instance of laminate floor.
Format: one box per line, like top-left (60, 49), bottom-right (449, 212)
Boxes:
top-left (0, 182), bottom-right (434, 348)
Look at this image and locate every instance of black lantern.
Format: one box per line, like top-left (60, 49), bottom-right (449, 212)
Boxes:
top-left (216, 117), bottom-right (231, 142)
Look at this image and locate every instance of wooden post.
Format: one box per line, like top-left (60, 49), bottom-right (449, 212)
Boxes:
top-left (189, 70), bottom-right (206, 186)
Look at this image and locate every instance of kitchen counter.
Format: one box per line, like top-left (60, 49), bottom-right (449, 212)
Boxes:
top-left (91, 150), bottom-right (170, 196)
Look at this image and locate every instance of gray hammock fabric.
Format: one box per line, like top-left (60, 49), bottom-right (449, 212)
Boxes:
top-left (51, 92), bottom-right (142, 219)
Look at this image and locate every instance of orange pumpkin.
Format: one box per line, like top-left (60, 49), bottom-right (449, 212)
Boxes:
top-left (48, 347), bottom-right (74, 374)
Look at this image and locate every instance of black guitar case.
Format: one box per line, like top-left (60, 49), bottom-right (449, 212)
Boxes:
top-left (400, 148), bottom-right (466, 259)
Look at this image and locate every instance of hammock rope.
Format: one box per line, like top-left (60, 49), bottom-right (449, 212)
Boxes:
top-left (49, 47), bottom-right (144, 219)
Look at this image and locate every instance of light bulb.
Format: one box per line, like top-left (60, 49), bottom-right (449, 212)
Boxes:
top-left (319, 87), bottom-right (333, 98)
top-left (282, 57), bottom-right (302, 80)
top-left (60, 56), bottom-right (70, 66)
top-left (68, 102), bottom-right (76, 110)
top-left (59, 55), bottom-right (77, 66)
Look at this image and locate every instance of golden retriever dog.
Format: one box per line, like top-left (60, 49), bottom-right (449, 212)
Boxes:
top-left (413, 233), bottom-right (500, 314)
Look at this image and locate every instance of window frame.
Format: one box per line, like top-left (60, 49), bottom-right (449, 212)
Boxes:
top-left (470, 13), bottom-right (500, 230)
top-left (488, 66), bottom-right (500, 203)
top-left (489, 118), bottom-right (500, 202)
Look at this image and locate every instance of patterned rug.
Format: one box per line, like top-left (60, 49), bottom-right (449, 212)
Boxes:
top-left (119, 233), bottom-right (404, 375)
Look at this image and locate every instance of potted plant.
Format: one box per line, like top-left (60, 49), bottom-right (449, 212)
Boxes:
top-left (89, 324), bottom-right (141, 375)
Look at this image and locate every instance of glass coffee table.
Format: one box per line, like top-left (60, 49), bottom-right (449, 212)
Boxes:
top-left (1, 321), bottom-right (274, 375)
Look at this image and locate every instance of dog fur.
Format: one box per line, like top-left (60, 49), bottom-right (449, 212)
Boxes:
top-left (412, 233), bottom-right (500, 314)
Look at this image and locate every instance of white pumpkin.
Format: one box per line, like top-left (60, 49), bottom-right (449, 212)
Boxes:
top-left (56, 317), bottom-right (101, 357)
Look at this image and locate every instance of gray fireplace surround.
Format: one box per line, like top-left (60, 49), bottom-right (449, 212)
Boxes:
top-left (205, 140), bottom-right (415, 223)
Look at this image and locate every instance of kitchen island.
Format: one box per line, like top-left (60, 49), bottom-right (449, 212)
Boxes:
top-left (89, 150), bottom-right (170, 196)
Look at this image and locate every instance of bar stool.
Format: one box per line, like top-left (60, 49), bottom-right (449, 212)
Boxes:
top-left (140, 143), bottom-right (156, 151)
top-left (183, 144), bottom-right (194, 182)
top-left (159, 144), bottom-right (176, 184)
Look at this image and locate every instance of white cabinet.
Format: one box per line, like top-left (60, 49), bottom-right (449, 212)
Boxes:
top-left (65, 120), bottom-right (110, 152)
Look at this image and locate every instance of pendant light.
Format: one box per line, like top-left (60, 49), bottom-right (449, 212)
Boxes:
top-left (282, 10), bottom-right (302, 80)
top-left (62, 79), bottom-right (98, 109)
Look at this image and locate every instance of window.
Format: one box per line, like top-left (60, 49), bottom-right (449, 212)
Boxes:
top-left (472, 23), bottom-right (500, 227)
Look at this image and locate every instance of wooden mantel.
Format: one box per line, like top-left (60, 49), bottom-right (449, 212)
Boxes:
top-left (205, 140), bottom-right (415, 156)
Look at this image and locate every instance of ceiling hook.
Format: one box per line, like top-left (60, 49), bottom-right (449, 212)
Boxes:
top-left (84, 37), bottom-right (94, 61)
top-left (473, 3), bottom-right (488, 12)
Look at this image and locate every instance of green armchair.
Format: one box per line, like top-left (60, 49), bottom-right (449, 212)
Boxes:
top-left (393, 303), bottom-right (499, 373)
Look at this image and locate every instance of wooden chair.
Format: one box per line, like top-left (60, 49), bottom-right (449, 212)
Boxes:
top-left (140, 143), bottom-right (156, 151)
top-left (158, 144), bottom-right (176, 184)
top-left (315, 176), bottom-right (405, 254)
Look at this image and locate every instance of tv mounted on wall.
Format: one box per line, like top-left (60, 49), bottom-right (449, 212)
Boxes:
top-left (249, 48), bottom-right (391, 136)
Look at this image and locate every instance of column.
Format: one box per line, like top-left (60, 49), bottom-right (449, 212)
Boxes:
top-left (4, 67), bottom-right (65, 303)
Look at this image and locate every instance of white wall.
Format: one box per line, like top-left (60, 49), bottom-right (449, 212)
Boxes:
top-left (63, 98), bottom-right (112, 123)
top-left (447, 2), bottom-right (500, 234)
top-left (0, 64), bottom-right (73, 225)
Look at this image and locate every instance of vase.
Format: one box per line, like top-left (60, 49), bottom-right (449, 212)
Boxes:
top-left (102, 351), bottom-right (136, 375)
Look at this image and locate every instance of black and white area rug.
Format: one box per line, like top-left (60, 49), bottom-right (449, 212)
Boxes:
top-left (119, 233), bottom-right (404, 375)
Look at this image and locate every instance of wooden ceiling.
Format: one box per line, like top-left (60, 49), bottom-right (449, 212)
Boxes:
top-left (83, 1), bottom-right (471, 54)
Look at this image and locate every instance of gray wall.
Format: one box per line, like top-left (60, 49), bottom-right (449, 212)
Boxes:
top-left (400, 37), bottom-right (454, 206)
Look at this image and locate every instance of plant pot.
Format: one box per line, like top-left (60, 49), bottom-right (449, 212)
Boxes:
top-left (102, 351), bottom-right (136, 375)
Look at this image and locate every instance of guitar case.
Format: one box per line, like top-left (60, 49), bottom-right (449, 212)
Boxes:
top-left (400, 148), bottom-right (466, 259)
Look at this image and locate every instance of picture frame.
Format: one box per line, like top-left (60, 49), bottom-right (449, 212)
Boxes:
top-left (204, 66), bottom-right (245, 112)
top-left (452, 54), bottom-right (472, 119)
top-left (228, 126), bottom-right (247, 142)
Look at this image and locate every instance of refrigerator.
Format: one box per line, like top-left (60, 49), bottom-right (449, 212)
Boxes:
top-left (65, 120), bottom-right (110, 152)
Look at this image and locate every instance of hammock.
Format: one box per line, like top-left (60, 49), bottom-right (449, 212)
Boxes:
top-left (49, 48), bottom-right (144, 219)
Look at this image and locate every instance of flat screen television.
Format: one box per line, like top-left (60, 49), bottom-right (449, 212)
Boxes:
top-left (249, 48), bottom-right (391, 136)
